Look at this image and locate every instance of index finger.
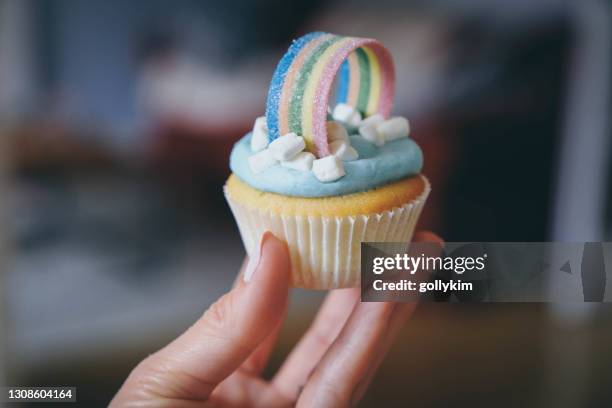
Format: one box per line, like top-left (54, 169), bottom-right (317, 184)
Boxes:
top-left (111, 232), bottom-right (291, 405)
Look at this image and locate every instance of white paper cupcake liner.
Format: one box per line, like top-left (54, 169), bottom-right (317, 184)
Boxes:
top-left (225, 176), bottom-right (430, 289)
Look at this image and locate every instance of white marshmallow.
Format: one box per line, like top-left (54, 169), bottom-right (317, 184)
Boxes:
top-left (281, 151), bottom-right (315, 171)
top-left (326, 120), bottom-right (349, 143)
top-left (359, 124), bottom-right (385, 146)
top-left (250, 116), bottom-right (269, 152)
top-left (361, 113), bottom-right (384, 128)
top-left (248, 149), bottom-right (278, 174)
top-left (330, 140), bottom-right (359, 161)
top-left (377, 117), bottom-right (410, 142)
top-left (332, 103), bottom-right (356, 123)
top-left (312, 155), bottom-right (345, 182)
top-left (332, 103), bottom-right (362, 129)
top-left (346, 110), bottom-right (362, 129)
top-left (268, 132), bottom-right (305, 161)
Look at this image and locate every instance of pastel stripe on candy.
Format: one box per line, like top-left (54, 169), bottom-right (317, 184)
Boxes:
top-left (362, 46), bottom-right (381, 116)
top-left (351, 48), bottom-right (367, 114)
top-left (369, 43), bottom-right (395, 118)
top-left (265, 32), bottom-right (395, 157)
top-left (278, 34), bottom-right (332, 137)
top-left (308, 38), bottom-right (394, 157)
top-left (337, 46), bottom-right (381, 115)
top-left (288, 35), bottom-right (342, 139)
top-left (266, 32), bottom-right (324, 141)
top-left (302, 37), bottom-right (354, 154)
top-left (336, 52), bottom-right (360, 107)
top-left (347, 52), bottom-right (361, 107)
top-left (336, 60), bottom-right (350, 104)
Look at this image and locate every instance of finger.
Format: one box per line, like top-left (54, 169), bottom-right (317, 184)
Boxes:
top-left (231, 233), bottom-right (441, 382)
top-left (240, 311), bottom-right (286, 375)
top-left (231, 257), bottom-right (289, 376)
top-left (297, 301), bottom-right (396, 407)
top-left (272, 288), bottom-right (360, 400)
top-left (231, 257), bottom-right (249, 288)
top-left (349, 303), bottom-right (417, 404)
top-left (351, 231), bottom-right (443, 403)
top-left (297, 231), bottom-right (443, 407)
top-left (413, 230), bottom-right (443, 245)
top-left (111, 232), bottom-right (291, 405)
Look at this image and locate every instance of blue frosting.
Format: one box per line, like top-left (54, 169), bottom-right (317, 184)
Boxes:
top-left (230, 134), bottom-right (423, 197)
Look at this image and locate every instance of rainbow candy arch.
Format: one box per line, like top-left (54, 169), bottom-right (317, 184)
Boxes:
top-left (265, 32), bottom-right (395, 158)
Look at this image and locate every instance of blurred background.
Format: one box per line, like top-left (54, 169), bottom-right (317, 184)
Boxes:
top-left (1, 0), bottom-right (611, 406)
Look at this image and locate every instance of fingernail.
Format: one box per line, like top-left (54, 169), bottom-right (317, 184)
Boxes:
top-left (244, 231), bottom-right (272, 283)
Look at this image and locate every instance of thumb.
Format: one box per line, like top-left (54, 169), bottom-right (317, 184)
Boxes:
top-left (111, 232), bottom-right (291, 405)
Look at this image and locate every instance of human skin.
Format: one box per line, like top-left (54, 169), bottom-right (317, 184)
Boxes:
top-left (111, 231), bottom-right (442, 407)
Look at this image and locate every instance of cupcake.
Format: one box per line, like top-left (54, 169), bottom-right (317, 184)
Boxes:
top-left (225, 32), bottom-right (429, 289)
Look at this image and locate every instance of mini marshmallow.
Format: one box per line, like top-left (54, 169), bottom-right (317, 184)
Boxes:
top-left (312, 155), bottom-right (345, 182)
top-left (250, 116), bottom-right (269, 152)
top-left (332, 103), bottom-right (362, 128)
top-left (332, 103), bottom-right (355, 123)
top-left (281, 151), bottom-right (315, 171)
top-left (377, 117), bottom-right (410, 142)
top-left (330, 140), bottom-right (359, 161)
top-left (359, 124), bottom-right (385, 146)
top-left (326, 120), bottom-right (349, 143)
top-left (361, 113), bottom-right (384, 128)
top-left (248, 149), bottom-right (278, 174)
top-left (269, 132), bottom-right (306, 161)
top-left (346, 110), bottom-right (362, 129)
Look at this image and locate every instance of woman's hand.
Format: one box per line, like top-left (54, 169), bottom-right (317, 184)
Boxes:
top-left (111, 231), bottom-right (441, 407)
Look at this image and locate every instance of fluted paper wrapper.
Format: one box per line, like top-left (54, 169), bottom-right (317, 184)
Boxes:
top-left (225, 179), bottom-right (430, 289)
